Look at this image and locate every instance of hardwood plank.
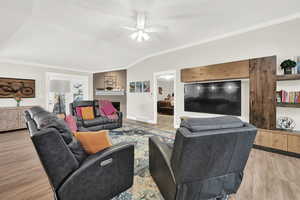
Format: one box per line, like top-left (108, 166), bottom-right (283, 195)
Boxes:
top-left (1, 127), bottom-right (300, 200)
top-left (249, 56), bottom-right (277, 129)
top-left (181, 60), bottom-right (249, 82)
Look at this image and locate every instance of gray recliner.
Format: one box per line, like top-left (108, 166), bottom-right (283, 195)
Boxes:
top-left (24, 106), bottom-right (134, 200)
top-left (149, 116), bottom-right (257, 200)
top-left (70, 100), bottom-right (122, 131)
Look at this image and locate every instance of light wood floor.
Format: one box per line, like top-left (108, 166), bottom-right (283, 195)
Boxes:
top-left (1, 128), bottom-right (300, 200)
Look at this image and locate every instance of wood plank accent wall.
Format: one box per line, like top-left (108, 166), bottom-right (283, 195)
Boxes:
top-left (249, 56), bottom-right (277, 129)
top-left (181, 60), bottom-right (249, 82)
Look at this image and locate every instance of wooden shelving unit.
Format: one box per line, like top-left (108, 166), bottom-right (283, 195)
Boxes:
top-left (277, 74), bottom-right (300, 81)
top-left (277, 103), bottom-right (300, 108)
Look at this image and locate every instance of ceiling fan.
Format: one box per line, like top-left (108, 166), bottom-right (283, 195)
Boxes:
top-left (122, 13), bottom-right (167, 42)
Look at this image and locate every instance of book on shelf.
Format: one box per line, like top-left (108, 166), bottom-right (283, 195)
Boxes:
top-left (277, 90), bottom-right (300, 104)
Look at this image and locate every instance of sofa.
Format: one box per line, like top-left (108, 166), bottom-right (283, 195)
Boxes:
top-left (24, 106), bottom-right (134, 200)
top-left (157, 100), bottom-right (174, 115)
top-left (149, 116), bottom-right (257, 200)
top-left (70, 100), bottom-right (122, 131)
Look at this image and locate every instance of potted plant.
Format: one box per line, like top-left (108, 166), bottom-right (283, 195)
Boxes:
top-left (14, 94), bottom-right (22, 107)
top-left (280, 59), bottom-right (297, 75)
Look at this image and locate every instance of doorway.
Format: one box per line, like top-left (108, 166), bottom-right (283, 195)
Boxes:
top-left (153, 70), bottom-right (176, 130)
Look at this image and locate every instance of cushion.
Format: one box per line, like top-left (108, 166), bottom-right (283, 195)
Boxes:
top-left (65, 115), bottom-right (78, 132)
top-left (75, 107), bottom-right (82, 118)
top-left (34, 113), bottom-right (57, 129)
top-left (81, 106), bottom-right (95, 120)
top-left (83, 117), bottom-right (115, 127)
top-left (100, 100), bottom-right (117, 116)
top-left (68, 137), bottom-right (88, 163)
top-left (180, 116), bottom-right (244, 132)
top-left (74, 130), bottom-right (112, 154)
top-left (106, 113), bottom-right (119, 120)
top-left (40, 118), bottom-right (73, 144)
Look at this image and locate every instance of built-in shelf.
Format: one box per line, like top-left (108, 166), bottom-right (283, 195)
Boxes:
top-left (277, 103), bottom-right (300, 108)
top-left (277, 74), bottom-right (300, 81)
top-left (95, 90), bottom-right (125, 96)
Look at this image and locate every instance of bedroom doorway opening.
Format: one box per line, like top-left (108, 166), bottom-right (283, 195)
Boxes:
top-left (154, 71), bottom-right (176, 130)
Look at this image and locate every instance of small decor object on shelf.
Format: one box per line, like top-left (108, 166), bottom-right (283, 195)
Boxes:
top-left (277, 117), bottom-right (296, 130)
top-left (280, 59), bottom-right (297, 75)
top-left (14, 94), bottom-right (22, 107)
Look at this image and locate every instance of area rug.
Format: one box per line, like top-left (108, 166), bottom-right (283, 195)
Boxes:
top-left (110, 122), bottom-right (176, 200)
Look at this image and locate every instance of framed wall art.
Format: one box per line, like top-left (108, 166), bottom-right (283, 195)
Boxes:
top-left (135, 82), bottom-right (142, 93)
top-left (129, 82), bottom-right (136, 93)
top-left (143, 81), bottom-right (150, 92)
top-left (0, 77), bottom-right (35, 98)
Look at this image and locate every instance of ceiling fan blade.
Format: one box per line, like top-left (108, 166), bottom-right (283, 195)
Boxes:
top-left (121, 26), bottom-right (137, 31)
top-left (130, 32), bottom-right (139, 40)
top-left (137, 13), bottom-right (146, 29)
top-left (145, 25), bottom-right (168, 33)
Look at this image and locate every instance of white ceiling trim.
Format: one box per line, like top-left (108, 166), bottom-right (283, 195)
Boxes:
top-left (126, 12), bottom-right (300, 69)
top-left (0, 58), bottom-right (92, 74)
top-left (93, 66), bottom-right (127, 73)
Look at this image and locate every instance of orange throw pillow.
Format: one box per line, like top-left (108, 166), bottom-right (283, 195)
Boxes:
top-left (74, 130), bottom-right (112, 154)
top-left (81, 106), bottom-right (95, 120)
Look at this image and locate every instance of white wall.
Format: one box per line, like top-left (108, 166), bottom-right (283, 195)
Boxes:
top-left (127, 18), bottom-right (300, 130)
top-left (157, 79), bottom-right (174, 101)
top-left (0, 62), bottom-right (93, 110)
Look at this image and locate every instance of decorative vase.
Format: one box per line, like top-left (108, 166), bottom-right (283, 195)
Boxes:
top-left (284, 67), bottom-right (293, 75)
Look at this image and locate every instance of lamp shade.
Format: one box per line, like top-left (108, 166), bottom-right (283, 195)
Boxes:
top-left (50, 80), bottom-right (71, 93)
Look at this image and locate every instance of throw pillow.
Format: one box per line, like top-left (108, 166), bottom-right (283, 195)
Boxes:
top-left (74, 130), bottom-right (112, 154)
top-left (65, 115), bottom-right (78, 132)
top-left (75, 107), bottom-right (82, 118)
top-left (81, 106), bottom-right (95, 120)
top-left (101, 101), bottom-right (117, 116)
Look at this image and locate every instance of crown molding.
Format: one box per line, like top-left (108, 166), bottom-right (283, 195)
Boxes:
top-left (126, 13), bottom-right (300, 69)
top-left (0, 58), bottom-right (93, 74)
top-left (93, 66), bottom-right (127, 73)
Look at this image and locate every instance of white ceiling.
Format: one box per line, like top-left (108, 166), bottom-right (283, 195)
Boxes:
top-left (0, 0), bottom-right (300, 72)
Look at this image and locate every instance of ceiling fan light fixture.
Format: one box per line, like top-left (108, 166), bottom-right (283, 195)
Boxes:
top-left (130, 32), bottom-right (139, 40)
top-left (142, 32), bottom-right (150, 41)
top-left (131, 30), bottom-right (150, 42)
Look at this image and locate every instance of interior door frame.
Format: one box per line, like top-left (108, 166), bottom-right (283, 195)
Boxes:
top-left (153, 70), bottom-right (176, 128)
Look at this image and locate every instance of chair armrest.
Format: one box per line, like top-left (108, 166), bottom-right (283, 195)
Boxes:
top-left (74, 116), bottom-right (84, 129)
top-left (57, 142), bottom-right (134, 200)
top-left (149, 136), bottom-right (176, 200)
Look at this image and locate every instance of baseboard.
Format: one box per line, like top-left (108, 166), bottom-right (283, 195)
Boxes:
top-left (127, 115), bottom-right (155, 124)
top-left (253, 144), bottom-right (300, 158)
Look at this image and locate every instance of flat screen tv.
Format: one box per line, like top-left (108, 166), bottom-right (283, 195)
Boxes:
top-left (184, 81), bottom-right (241, 116)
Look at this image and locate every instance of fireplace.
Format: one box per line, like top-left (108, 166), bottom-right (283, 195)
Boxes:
top-left (112, 102), bottom-right (120, 111)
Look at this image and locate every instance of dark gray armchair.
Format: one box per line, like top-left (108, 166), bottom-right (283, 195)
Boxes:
top-left (149, 117), bottom-right (257, 200)
top-left (24, 106), bottom-right (134, 200)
